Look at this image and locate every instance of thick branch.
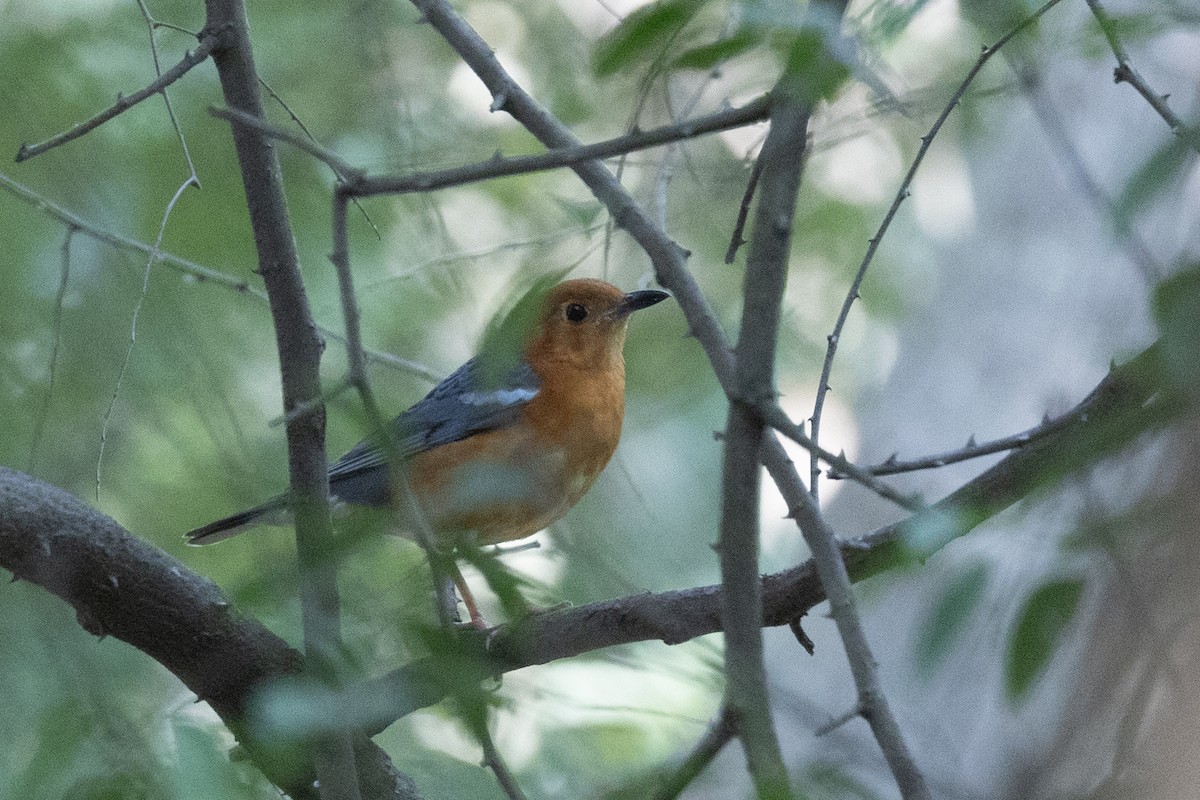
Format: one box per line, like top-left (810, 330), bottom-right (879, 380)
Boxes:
top-left (0, 342), bottom-right (1169, 767)
top-left (0, 468), bottom-right (420, 800)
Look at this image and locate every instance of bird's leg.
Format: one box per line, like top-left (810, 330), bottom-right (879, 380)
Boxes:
top-left (449, 559), bottom-right (489, 630)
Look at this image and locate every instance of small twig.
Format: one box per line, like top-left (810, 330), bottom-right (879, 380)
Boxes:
top-left (652, 706), bottom-right (736, 800)
top-left (808, 0), bottom-right (1068, 502)
top-left (0, 174), bottom-right (439, 383)
top-left (834, 411), bottom-right (1078, 478)
top-left (479, 727), bottom-right (528, 800)
top-left (28, 228), bottom-right (75, 473)
top-left (257, 78), bottom-right (381, 239)
top-left (15, 33), bottom-right (219, 162)
top-left (1008, 58), bottom-right (1160, 282)
top-left (814, 704), bottom-right (861, 737)
top-left (331, 191), bottom-right (456, 630)
top-left (210, 106), bottom-right (364, 179)
top-left (724, 155), bottom-right (765, 264)
top-left (135, 0), bottom-right (202, 188)
top-left (268, 379), bottom-right (353, 428)
top-left (348, 94), bottom-right (771, 198)
top-left (97, 177), bottom-right (195, 502)
top-left (1084, 0), bottom-right (1200, 154)
top-left (756, 400), bottom-right (923, 511)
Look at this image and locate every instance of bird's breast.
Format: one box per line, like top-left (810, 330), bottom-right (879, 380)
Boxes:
top-left (406, 366), bottom-right (625, 545)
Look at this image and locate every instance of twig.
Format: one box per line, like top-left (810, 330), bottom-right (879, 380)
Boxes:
top-left (0, 173), bottom-right (440, 383)
top-left (814, 705), bottom-right (861, 737)
top-left (15, 33), bottom-right (219, 162)
top-left (724, 155), bottom-right (765, 264)
top-left (756, 401), bottom-right (923, 510)
top-left (653, 706), bottom-right (736, 800)
top-left (347, 94), bottom-right (771, 198)
top-left (1084, 0), bottom-right (1200, 154)
top-left (350, 340), bottom-right (1174, 731)
top-left (257, 78), bottom-right (381, 238)
top-left (1008, 58), bottom-right (1160, 282)
top-left (775, 454), bottom-right (930, 799)
top-left (210, 106), bottom-right (365, 179)
top-left (834, 411), bottom-right (1078, 478)
top-left (808, 0), bottom-right (1068, 502)
top-left (135, 0), bottom-right (202, 188)
top-left (480, 727), bottom-right (528, 800)
top-left (28, 228), bottom-right (75, 473)
top-left (331, 191), bottom-right (458, 630)
top-left (97, 177), bottom-right (195, 502)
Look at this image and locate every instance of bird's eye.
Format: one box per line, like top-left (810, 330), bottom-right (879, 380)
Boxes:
top-left (565, 303), bottom-right (588, 323)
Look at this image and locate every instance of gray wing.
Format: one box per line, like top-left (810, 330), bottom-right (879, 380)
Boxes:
top-left (326, 357), bottom-right (540, 504)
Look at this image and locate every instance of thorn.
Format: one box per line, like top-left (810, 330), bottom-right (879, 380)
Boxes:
top-left (713, 430), bottom-right (724, 441)
top-left (1042, 411), bottom-right (1051, 425)
top-left (966, 434), bottom-right (977, 448)
top-left (884, 452), bottom-right (898, 465)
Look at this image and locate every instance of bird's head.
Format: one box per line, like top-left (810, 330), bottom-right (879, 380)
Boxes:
top-left (527, 278), bottom-right (670, 371)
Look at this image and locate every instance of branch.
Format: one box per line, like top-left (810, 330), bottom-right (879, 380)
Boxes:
top-left (0, 342), bottom-right (1171, 783)
top-left (808, 0), bottom-right (1068, 501)
top-left (718, 70), bottom-right (816, 795)
top-left (834, 412), bottom-right (1077, 478)
top-left (653, 706), bottom-right (736, 800)
top-left (357, 97), bottom-right (769, 198)
top-left (14, 33), bottom-right (220, 162)
top-left (353, 339), bottom-right (1170, 730)
top-left (0, 173), bottom-right (440, 382)
top-left (1084, 0), bottom-right (1200, 154)
top-left (0, 468), bottom-right (421, 800)
top-left (202, 3), bottom-right (359, 797)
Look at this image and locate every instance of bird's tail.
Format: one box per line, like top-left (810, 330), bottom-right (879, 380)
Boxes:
top-left (185, 497), bottom-right (288, 545)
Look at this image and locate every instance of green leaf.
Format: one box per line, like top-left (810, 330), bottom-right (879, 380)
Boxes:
top-left (671, 30), bottom-right (761, 70)
top-left (592, 0), bottom-right (709, 77)
top-left (1153, 264), bottom-right (1200, 398)
top-left (1115, 138), bottom-right (1191, 231)
top-left (914, 563), bottom-right (990, 679)
top-left (1004, 578), bottom-right (1085, 702)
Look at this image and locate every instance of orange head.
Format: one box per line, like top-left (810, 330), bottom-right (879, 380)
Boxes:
top-left (524, 278), bottom-right (670, 372)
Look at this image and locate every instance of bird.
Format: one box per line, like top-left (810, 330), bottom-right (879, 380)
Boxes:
top-left (186, 277), bottom-right (670, 627)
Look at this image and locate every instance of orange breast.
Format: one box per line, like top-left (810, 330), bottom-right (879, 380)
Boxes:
top-left (406, 365), bottom-right (625, 546)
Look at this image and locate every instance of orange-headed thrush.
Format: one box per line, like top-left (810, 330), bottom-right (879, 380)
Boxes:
top-left (187, 278), bottom-right (670, 623)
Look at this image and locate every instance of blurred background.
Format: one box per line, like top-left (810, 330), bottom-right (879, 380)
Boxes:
top-left (1, 0), bottom-right (1198, 797)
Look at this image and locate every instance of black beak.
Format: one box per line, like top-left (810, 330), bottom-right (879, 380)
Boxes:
top-left (612, 288), bottom-right (671, 318)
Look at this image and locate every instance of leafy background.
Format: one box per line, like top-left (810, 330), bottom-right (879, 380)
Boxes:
top-left (1, 0), bottom-right (1198, 797)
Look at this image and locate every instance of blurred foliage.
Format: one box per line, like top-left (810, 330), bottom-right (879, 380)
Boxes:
top-left (1003, 577), bottom-right (1085, 702)
top-left (0, 0), bottom-right (1197, 797)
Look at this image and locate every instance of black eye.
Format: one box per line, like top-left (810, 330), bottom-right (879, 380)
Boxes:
top-left (565, 303), bottom-right (588, 323)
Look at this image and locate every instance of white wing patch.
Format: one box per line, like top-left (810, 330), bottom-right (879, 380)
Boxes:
top-left (458, 387), bottom-right (539, 407)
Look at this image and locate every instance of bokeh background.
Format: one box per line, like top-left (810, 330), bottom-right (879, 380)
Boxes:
top-left (2, 0), bottom-right (1198, 797)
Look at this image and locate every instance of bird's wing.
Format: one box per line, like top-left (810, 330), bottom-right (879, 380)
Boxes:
top-left (327, 356), bottom-right (541, 483)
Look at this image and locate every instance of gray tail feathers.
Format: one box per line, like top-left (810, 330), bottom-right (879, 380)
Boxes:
top-left (185, 497), bottom-right (288, 545)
